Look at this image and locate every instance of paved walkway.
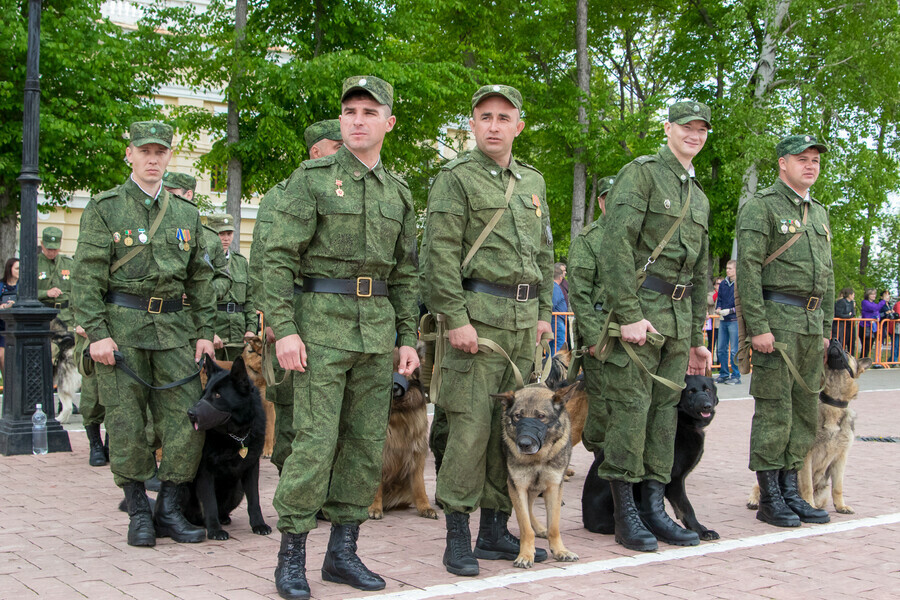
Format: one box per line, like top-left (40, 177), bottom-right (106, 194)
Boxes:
top-left (1, 372), bottom-right (898, 599)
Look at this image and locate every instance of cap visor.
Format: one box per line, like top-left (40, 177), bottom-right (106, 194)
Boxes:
top-left (673, 116), bottom-right (711, 127)
top-left (132, 137), bottom-right (171, 149)
top-left (341, 86), bottom-right (388, 106)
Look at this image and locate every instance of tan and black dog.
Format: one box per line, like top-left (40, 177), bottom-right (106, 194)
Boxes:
top-left (494, 384), bottom-right (579, 568)
top-left (239, 336), bottom-right (276, 459)
top-left (368, 346), bottom-right (438, 520)
top-left (748, 342), bottom-right (870, 513)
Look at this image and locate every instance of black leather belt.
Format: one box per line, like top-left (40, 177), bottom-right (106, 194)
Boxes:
top-left (294, 284), bottom-right (303, 295)
top-left (641, 275), bottom-right (692, 300)
top-left (106, 291), bottom-right (183, 314)
top-left (217, 302), bottom-right (244, 313)
top-left (301, 277), bottom-right (387, 297)
top-left (763, 289), bottom-right (821, 311)
top-left (462, 278), bottom-right (539, 302)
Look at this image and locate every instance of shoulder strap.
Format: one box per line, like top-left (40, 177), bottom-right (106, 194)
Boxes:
top-left (110, 192), bottom-right (170, 274)
top-left (762, 203), bottom-right (808, 267)
top-left (460, 176), bottom-right (517, 272)
top-left (638, 183), bottom-right (692, 283)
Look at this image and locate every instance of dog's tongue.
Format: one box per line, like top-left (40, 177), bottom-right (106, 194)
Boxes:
top-left (193, 422), bottom-right (199, 431)
top-left (701, 411), bottom-right (711, 418)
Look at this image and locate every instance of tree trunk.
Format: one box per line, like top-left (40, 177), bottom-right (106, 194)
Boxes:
top-left (585, 173), bottom-right (597, 226)
top-left (226, 0), bottom-right (247, 254)
top-left (0, 190), bottom-right (17, 263)
top-left (570, 0), bottom-right (589, 240)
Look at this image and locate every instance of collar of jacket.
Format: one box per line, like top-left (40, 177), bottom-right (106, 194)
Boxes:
top-left (774, 177), bottom-right (811, 205)
top-left (124, 175), bottom-right (164, 206)
top-left (658, 145), bottom-right (703, 190)
top-left (336, 145), bottom-right (386, 183)
top-left (471, 146), bottom-right (524, 181)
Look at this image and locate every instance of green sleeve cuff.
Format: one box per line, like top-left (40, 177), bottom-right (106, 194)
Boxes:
top-left (444, 312), bottom-right (470, 331)
top-left (196, 327), bottom-right (214, 342)
top-left (397, 334), bottom-right (418, 349)
top-left (87, 326), bottom-right (111, 344)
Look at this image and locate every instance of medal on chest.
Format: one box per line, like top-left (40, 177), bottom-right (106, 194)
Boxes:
top-left (138, 228), bottom-right (148, 244)
top-left (532, 194), bottom-right (542, 217)
top-left (176, 228), bottom-right (191, 251)
top-left (124, 230), bottom-right (134, 246)
top-left (61, 270), bottom-right (70, 281)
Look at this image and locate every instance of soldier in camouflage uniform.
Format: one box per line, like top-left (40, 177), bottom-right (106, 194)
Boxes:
top-left (262, 78), bottom-right (418, 599)
top-left (250, 119), bottom-right (342, 474)
top-left (737, 134), bottom-right (833, 528)
top-left (38, 227), bottom-right (75, 330)
top-left (419, 85), bottom-right (554, 576)
top-left (596, 102), bottom-right (712, 552)
top-left (206, 213), bottom-right (256, 361)
top-left (72, 121), bottom-right (215, 548)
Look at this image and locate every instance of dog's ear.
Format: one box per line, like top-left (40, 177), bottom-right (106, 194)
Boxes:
top-left (491, 391), bottom-right (515, 409)
top-left (856, 357), bottom-right (873, 376)
top-left (203, 353), bottom-right (220, 376)
top-left (230, 355), bottom-right (252, 394)
top-left (554, 383), bottom-right (580, 407)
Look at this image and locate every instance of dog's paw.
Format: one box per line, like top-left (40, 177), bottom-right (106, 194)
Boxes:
top-left (552, 549), bottom-right (579, 562)
top-left (219, 515), bottom-right (232, 525)
top-left (699, 529), bottom-right (720, 541)
top-left (252, 523), bottom-right (272, 535)
top-left (746, 500), bottom-right (758, 510)
top-left (418, 507), bottom-right (439, 520)
top-left (513, 554), bottom-right (534, 569)
top-left (836, 505), bottom-right (854, 514)
top-left (368, 508), bottom-right (384, 520)
top-left (262, 452), bottom-right (273, 459)
top-left (207, 529), bottom-right (230, 541)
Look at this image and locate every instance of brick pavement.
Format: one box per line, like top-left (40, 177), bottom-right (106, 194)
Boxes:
top-left (1, 376), bottom-right (897, 599)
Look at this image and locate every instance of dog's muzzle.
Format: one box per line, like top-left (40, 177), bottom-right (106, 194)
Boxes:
top-left (826, 340), bottom-right (855, 378)
top-left (187, 398), bottom-right (232, 431)
top-left (515, 418), bottom-right (549, 455)
top-left (392, 372), bottom-right (409, 398)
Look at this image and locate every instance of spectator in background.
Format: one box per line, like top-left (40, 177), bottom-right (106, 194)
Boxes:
top-left (833, 287), bottom-right (856, 354)
top-left (715, 261), bottom-right (740, 384)
top-left (552, 262), bottom-right (568, 354)
top-left (0, 257), bottom-right (20, 377)
top-left (891, 295), bottom-right (900, 363)
top-left (859, 288), bottom-right (884, 358)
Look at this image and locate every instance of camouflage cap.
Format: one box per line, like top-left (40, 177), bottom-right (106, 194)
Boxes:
top-left (598, 176), bottom-right (616, 197)
top-left (162, 171), bottom-right (197, 193)
top-left (304, 119), bottom-right (342, 149)
top-left (130, 121), bottom-right (173, 148)
top-left (206, 213), bottom-right (235, 233)
top-left (341, 76), bottom-right (393, 110)
top-left (471, 84), bottom-right (523, 112)
top-left (776, 134), bottom-right (829, 158)
top-left (668, 101), bottom-right (711, 127)
top-left (41, 226), bottom-right (63, 250)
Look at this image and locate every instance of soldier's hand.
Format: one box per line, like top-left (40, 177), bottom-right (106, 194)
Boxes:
top-left (243, 331), bottom-right (255, 341)
top-left (687, 345), bottom-right (712, 375)
top-left (90, 337), bottom-right (118, 366)
top-left (536, 320), bottom-right (552, 346)
top-left (276, 334), bottom-right (308, 372)
top-left (588, 344), bottom-right (596, 357)
top-left (448, 323), bottom-right (479, 354)
top-left (47, 287), bottom-right (62, 298)
top-left (75, 325), bottom-right (88, 339)
top-left (620, 319), bottom-right (657, 346)
top-left (213, 334), bottom-right (224, 349)
top-left (751, 332), bottom-right (775, 353)
top-left (265, 326), bottom-right (276, 345)
top-left (397, 345), bottom-right (420, 376)
top-left (196, 339), bottom-right (215, 362)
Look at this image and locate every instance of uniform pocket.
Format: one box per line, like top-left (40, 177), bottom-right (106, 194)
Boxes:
top-left (436, 352), bottom-right (475, 414)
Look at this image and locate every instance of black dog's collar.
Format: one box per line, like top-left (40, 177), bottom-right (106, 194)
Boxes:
top-left (819, 392), bottom-right (849, 409)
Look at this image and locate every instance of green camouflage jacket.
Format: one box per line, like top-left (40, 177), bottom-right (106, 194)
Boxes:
top-left (72, 176), bottom-right (215, 349)
top-left (736, 178), bottom-right (834, 338)
top-left (599, 145), bottom-right (709, 346)
top-left (261, 145), bottom-right (419, 353)
top-left (419, 147), bottom-right (553, 331)
top-left (568, 218), bottom-right (607, 348)
top-left (214, 251), bottom-right (257, 341)
top-left (38, 252), bottom-right (75, 327)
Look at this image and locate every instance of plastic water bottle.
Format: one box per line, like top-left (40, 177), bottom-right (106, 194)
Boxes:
top-left (32, 403), bottom-right (48, 455)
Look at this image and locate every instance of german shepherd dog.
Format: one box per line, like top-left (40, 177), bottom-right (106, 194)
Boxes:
top-left (53, 331), bottom-right (82, 424)
top-left (184, 355), bottom-right (272, 540)
top-left (238, 336), bottom-right (276, 459)
top-left (582, 375), bottom-right (720, 541)
top-left (748, 343), bottom-right (870, 513)
top-left (368, 346), bottom-right (438, 520)
top-left (495, 384), bottom-right (580, 568)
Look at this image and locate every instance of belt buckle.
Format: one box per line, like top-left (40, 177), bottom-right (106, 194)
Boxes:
top-left (147, 297), bottom-right (164, 314)
top-left (226, 302), bottom-right (237, 313)
top-left (515, 284), bottom-right (530, 302)
top-left (356, 277), bottom-right (373, 298)
top-left (806, 296), bottom-right (821, 311)
top-left (54, 302), bottom-right (62, 309)
top-left (671, 284), bottom-right (686, 301)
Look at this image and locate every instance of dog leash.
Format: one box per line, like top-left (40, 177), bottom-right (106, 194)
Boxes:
top-left (86, 350), bottom-right (205, 391)
top-left (773, 341), bottom-right (824, 394)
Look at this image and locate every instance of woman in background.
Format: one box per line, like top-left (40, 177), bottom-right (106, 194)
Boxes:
top-left (859, 288), bottom-right (885, 358)
top-left (0, 257), bottom-right (20, 377)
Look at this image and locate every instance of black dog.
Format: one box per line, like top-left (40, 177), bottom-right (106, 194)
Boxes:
top-left (183, 355), bottom-right (272, 540)
top-left (582, 374), bottom-right (719, 541)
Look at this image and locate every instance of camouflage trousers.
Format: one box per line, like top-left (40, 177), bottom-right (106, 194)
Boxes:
top-left (268, 349), bottom-right (296, 474)
top-left (580, 352), bottom-right (606, 455)
top-left (598, 333), bottom-right (690, 483)
top-left (273, 342), bottom-right (392, 534)
top-left (434, 320), bottom-right (536, 515)
top-left (749, 332), bottom-right (823, 472)
top-left (75, 335), bottom-right (104, 426)
top-left (96, 345), bottom-right (204, 487)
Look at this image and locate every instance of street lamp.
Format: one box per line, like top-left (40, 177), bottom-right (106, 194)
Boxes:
top-left (0, 0), bottom-right (71, 455)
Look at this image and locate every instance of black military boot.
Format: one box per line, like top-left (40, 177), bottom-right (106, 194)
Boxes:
top-left (274, 532), bottom-right (310, 600)
top-left (443, 512), bottom-right (479, 576)
top-left (755, 470), bottom-right (801, 527)
top-left (154, 481), bottom-right (205, 542)
top-left (582, 452), bottom-right (615, 534)
top-left (609, 480), bottom-right (657, 551)
top-left (122, 482), bottom-right (156, 547)
top-left (473, 508), bottom-right (548, 562)
top-left (85, 424), bottom-right (108, 467)
top-left (779, 470), bottom-right (830, 523)
top-left (638, 480), bottom-right (700, 546)
top-left (321, 524), bottom-right (385, 591)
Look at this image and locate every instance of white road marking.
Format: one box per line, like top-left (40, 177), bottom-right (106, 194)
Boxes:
top-left (349, 512), bottom-right (900, 600)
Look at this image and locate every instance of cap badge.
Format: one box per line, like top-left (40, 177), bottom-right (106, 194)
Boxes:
top-left (359, 78), bottom-right (367, 86)
top-left (493, 85), bottom-right (500, 92)
top-left (150, 126), bottom-right (156, 133)
top-left (693, 104), bottom-right (700, 112)
top-left (805, 135), bottom-right (811, 142)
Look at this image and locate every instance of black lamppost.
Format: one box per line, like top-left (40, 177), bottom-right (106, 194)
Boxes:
top-left (0, 0), bottom-right (70, 455)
